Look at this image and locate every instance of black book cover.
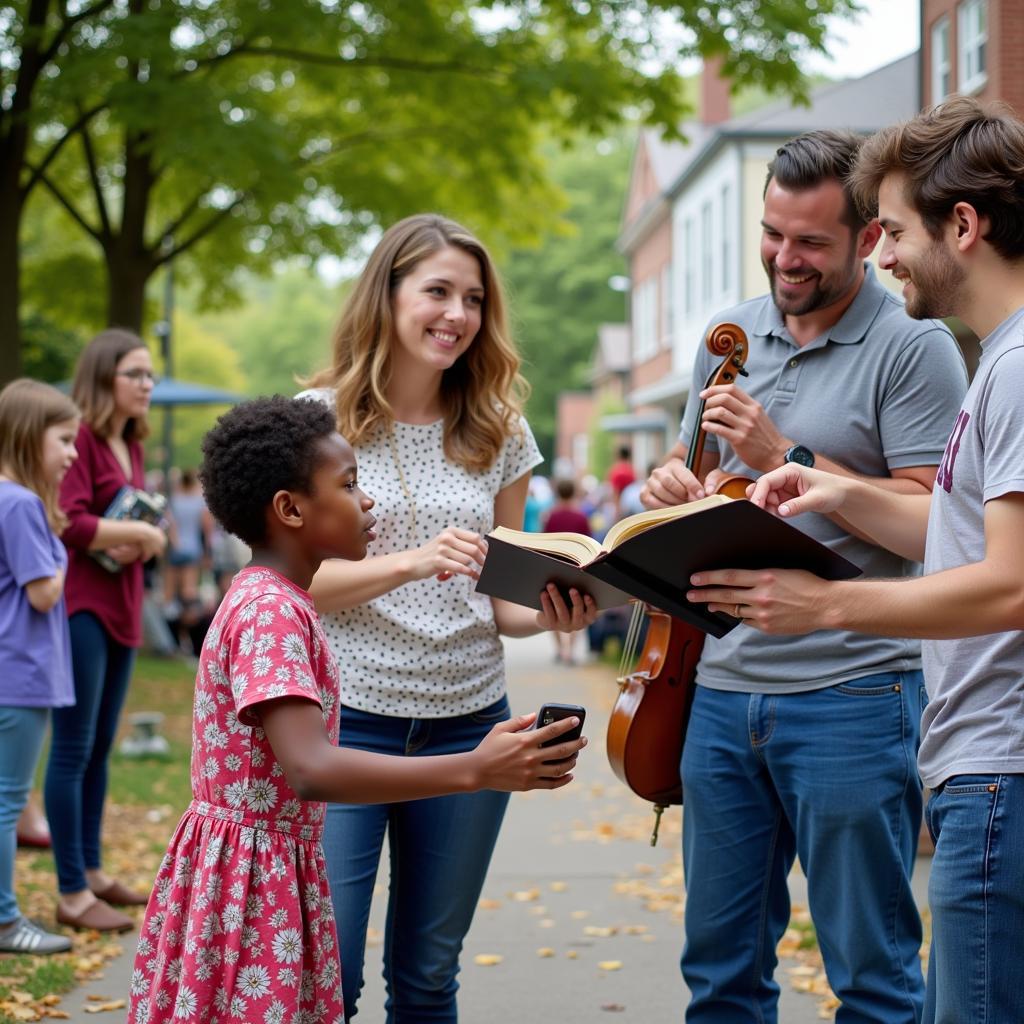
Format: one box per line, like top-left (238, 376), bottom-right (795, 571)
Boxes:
top-left (476, 500), bottom-right (861, 638)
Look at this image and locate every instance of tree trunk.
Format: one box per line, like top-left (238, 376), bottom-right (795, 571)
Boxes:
top-left (105, 246), bottom-right (154, 335)
top-left (0, 188), bottom-right (24, 384)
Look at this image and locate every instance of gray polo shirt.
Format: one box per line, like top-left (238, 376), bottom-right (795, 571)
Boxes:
top-left (919, 307), bottom-right (1024, 789)
top-left (679, 263), bottom-right (968, 693)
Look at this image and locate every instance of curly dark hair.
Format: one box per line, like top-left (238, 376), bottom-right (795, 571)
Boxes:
top-left (200, 396), bottom-right (338, 545)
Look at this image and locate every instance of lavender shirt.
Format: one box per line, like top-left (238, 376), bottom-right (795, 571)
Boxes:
top-left (0, 481), bottom-right (74, 708)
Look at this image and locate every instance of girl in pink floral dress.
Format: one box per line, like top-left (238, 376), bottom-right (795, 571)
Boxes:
top-left (127, 397), bottom-right (587, 1024)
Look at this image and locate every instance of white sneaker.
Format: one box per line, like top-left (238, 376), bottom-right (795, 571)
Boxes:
top-left (0, 915), bottom-right (72, 955)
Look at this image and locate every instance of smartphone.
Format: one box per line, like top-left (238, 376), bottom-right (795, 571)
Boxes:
top-left (533, 702), bottom-right (587, 764)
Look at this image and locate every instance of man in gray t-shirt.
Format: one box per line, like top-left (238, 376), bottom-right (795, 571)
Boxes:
top-left (691, 98), bottom-right (1024, 1024)
top-left (642, 131), bottom-right (967, 1023)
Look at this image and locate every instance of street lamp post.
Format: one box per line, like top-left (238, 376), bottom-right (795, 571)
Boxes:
top-left (153, 236), bottom-right (175, 493)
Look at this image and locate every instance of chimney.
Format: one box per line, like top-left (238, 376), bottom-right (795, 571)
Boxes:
top-left (700, 56), bottom-right (731, 125)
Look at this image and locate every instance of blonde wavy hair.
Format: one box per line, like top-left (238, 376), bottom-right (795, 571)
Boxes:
top-left (0, 379), bottom-right (81, 533)
top-left (72, 328), bottom-right (151, 442)
top-left (305, 214), bottom-right (529, 471)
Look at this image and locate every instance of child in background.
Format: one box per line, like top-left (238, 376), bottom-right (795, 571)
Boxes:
top-left (543, 479), bottom-right (592, 664)
top-left (0, 380), bottom-right (80, 955)
top-left (127, 397), bottom-right (585, 1024)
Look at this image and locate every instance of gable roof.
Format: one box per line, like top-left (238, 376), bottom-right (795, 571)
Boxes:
top-left (665, 53), bottom-right (920, 200)
top-left (620, 53), bottom-right (919, 252)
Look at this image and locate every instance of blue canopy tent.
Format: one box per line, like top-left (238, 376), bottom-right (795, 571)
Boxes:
top-left (147, 378), bottom-right (245, 407)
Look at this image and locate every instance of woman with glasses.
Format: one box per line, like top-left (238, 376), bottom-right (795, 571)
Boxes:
top-left (45, 329), bottom-right (168, 932)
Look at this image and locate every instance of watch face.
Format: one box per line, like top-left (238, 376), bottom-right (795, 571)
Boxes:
top-left (786, 445), bottom-right (815, 467)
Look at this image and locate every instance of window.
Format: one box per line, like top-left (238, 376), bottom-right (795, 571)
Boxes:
top-left (684, 218), bottom-right (695, 316)
top-left (632, 277), bottom-right (658, 361)
top-left (958, 0), bottom-right (987, 93)
top-left (700, 201), bottom-right (713, 306)
top-left (660, 262), bottom-right (673, 348)
top-left (720, 184), bottom-right (732, 293)
top-left (931, 17), bottom-right (951, 104)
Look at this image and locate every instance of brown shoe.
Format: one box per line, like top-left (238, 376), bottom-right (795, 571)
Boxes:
top-left (56, 899), bottom-right (134, 933)
top-left (89, 879), bottom-right (150, 907)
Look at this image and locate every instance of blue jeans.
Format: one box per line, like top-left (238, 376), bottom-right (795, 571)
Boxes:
top-left (0, 706), bottom-right (49, 922)
top-left (323, 697), bottom-right (511, 1023)
top-left (923, 774), bottom-right (1024, 1024)
top-left (681, 672), bottom-right (926, 1024)
top-left (44, 612), bottom-right (135, 894)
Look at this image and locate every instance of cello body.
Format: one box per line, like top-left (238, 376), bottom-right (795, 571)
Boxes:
top-left (606, 607), bottom-right (703, 805)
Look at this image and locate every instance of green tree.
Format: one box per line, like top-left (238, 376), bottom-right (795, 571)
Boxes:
top-left (505, 130), bottom-right (633, 462)
top-left (158, 309), bottom-right (248, 470)
top-left (2, 0), bottom-right (859, 383)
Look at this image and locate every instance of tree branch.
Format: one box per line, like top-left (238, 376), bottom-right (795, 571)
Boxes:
top-left (183, 44), bottom-right (503, 81)
top-left (40, 0), bottom-right (118, 66)
top-left (78, 112), bottom-right (112, 237)
top-left (38, 171), bottom-right (104, 244)
top-left (156, 191), bottom-right (205, 243)
top-left (24, 100), bottom-right (108, 194)
top-left (155, 196), bottom-right (246, 264)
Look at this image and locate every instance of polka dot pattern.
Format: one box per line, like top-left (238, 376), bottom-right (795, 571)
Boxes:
top-left (298, 388), bottom-right (542, 718)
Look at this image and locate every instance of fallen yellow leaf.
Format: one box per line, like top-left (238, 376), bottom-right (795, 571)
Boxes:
top-left (473, 954), bottom-right (503, 967)
top-left (536, 948), bottom-right (555, 958)
top-left (82, 1001), bottom-right (126, 1014)
top-left (598, 960), bottom-right (623, 971)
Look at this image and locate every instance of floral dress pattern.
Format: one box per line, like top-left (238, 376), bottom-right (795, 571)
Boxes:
top-left (127, 568), bottom-right (343, 1024)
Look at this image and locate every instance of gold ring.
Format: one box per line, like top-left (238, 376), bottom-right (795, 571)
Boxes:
top-left (734, 603), bottom-right (743, 619)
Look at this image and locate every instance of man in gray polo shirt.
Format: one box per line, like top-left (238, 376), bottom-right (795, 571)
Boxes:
top-left (641, 130), bottom-right (967, 1023)
top-left (690, 98), bottom-right (1024, 1024)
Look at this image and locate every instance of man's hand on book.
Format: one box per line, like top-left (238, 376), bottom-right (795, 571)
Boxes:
top-left (412, 526), bottom-right (488, 583)
top-left (536, 583), bottom-right (599, 633)
top-left (641, 458), bottom-right (706, 509)
top-left (686, 567), bottom-right (834, 635)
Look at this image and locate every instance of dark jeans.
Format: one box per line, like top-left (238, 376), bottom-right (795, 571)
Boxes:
top-left (924, 774), bottom-right (1024, 1024)
top-left (44, 612), bottom-right (135, 894)
top-left (681, 673), bottom-right (927, 1024)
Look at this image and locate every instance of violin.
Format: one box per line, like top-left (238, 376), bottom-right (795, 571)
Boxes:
top-left (605, 322), bottom-right (751, 844)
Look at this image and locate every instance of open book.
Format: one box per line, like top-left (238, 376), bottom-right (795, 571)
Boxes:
top-left (476, 494), bottom-right (861, 638)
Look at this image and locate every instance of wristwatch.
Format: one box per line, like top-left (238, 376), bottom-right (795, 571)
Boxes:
top-left (783, 443), bottom-right (815, 468)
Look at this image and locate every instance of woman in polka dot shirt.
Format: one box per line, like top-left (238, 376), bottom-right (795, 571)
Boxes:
top-left (299, 213), bottom-right (597, 1022)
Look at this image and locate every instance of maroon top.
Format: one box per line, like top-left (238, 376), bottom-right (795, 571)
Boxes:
top-left (543, 506), bottom-right (591, 536)
top-left (60, 423), bottom-right (146, 648)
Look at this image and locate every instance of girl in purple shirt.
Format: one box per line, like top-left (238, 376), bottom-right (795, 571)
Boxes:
top-left (0, 380), bottom-right (80, 956)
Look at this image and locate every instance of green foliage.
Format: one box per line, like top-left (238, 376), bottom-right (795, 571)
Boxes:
top-left (5, 0), bottom-right (859, 350)
top-left (588, 393), bottom-right (630, 482)
top-left (505, 130), bottom-right (633, 463)
top-left (19, 314), bottom-right (84, 384)
top-left (192, 267), bottom-right (339, 398)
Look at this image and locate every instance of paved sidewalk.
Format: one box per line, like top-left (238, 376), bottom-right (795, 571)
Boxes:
top-left (59, 632), bottom-right (930, 1022)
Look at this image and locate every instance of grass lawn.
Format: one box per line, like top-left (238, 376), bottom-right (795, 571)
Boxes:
top-left (1, 655), bottom-right (196, 1023)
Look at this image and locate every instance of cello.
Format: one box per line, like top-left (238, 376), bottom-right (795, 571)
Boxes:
top-left (605, 322), bottom-right (750, 844)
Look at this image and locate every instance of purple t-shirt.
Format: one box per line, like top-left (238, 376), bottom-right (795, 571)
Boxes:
top-left (0, 481), bottom-right (74, 708)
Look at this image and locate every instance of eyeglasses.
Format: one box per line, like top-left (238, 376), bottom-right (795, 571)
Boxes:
top-left (116, 369), bottom-right (160, 384)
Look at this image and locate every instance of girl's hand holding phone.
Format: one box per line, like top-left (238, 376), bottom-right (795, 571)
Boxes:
top-left (468, 713), bottom-right (587, 792)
